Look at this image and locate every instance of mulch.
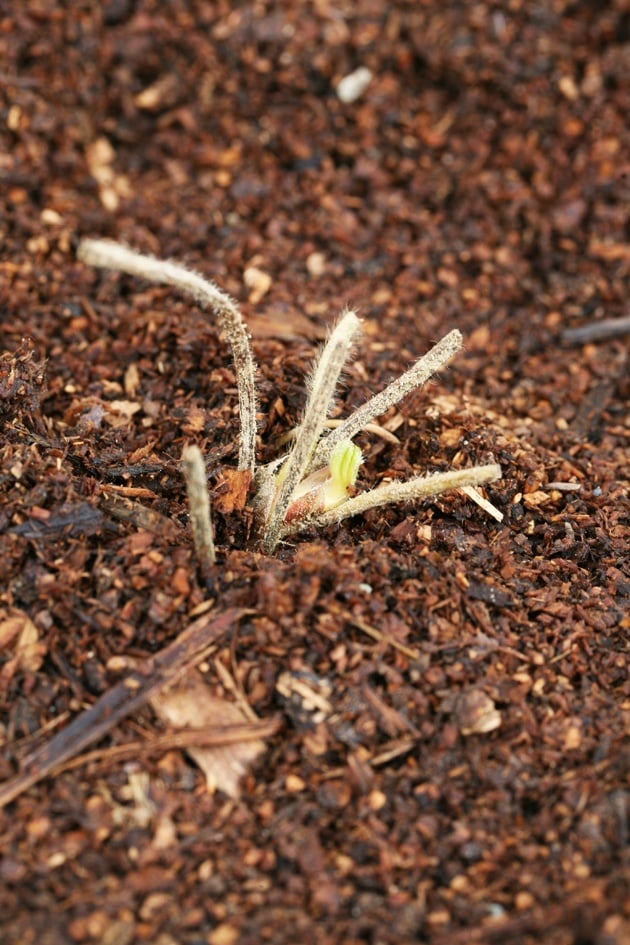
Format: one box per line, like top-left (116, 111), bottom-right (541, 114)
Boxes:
top-left (0, 2), bottom-right (628, 943)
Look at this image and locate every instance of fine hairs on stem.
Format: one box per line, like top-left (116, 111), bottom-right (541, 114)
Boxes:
top-left (262, 310), bottom-right (360, 554)
top-left (281, 464), bottom-right (502, 537)
top-left (78, 237), bottom-right (503, 557)
top-left (308, 329), bottom-right (462, 472)
top-left (77, 239), bottom-right (257, 474)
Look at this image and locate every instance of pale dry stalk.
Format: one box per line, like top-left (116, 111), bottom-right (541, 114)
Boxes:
top-left (78, 239), bottom-right (257, 474)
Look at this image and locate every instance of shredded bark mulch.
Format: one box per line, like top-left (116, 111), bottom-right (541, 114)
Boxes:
top-left (1, 3), bottom-right (628, 943)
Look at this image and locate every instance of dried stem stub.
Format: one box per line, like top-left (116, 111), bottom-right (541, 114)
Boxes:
top-left (182, 445), bottom-right (216, 567)
top-left (282, 464), bottom-right (502, 537)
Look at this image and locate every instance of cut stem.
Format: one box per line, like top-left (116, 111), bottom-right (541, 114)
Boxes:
top-left (281, 463), bottom-right (502, 536)
top-left (78, 239), bottom-right (257, 474)
top-left (309, 329), bottom-right (463, 472)
top-left (182, 444), bottom-right (216, 566)
top-left (262, 309), bottom-right (361, 553)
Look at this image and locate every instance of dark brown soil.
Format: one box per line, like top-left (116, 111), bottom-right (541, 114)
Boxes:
top-left (1, 2), bottom-right (628, 944)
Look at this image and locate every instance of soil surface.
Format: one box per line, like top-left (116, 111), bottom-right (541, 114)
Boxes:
top-left (1, 2), bottom-right (628, 944)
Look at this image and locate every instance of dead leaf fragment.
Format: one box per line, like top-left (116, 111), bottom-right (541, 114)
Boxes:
top-left (214, 468), bottom-right (252, 513)
top-left (124, 362), bottom-right (140, 398)
top-left (134, 74), bottom-right (180, 111)
top-left (108, 400), bottom-right (142, 419)
top-left (0, 611), bottom-right (46, 682)
top-left (151, 672), bottom-right (265, 799)
top-left (522, 490), bottom-right (552, 509)
top-left (247, 307), bottom-right (321, 341)
top-left (563, 717), bottom-right (583, 751)
top-left (85, 137), bottom-right (132, 211)
top-left (454, 689), bottom-right (502, 736)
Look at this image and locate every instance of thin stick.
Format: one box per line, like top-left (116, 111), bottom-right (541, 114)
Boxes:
top-left (275, 419), bottom-right (400, 448)
top-left (282, 463), bottom-right (502, 535)
top-left (182, 445), bottom-right (216, 565)
top-left (78, 239), bottom-right (257, 474)
top-left (262, 309), bottom-right (361, 553)
top-left (56, 717), bottom-right (283, 774)
top-left (460, 484), bottom-right (504, 522)
top-left (349, 616), bottom-right (421, 660)
top-left (309, 329), bottom-right (463, 471)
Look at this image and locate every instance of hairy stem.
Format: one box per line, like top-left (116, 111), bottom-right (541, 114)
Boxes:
top-left (282, 463), bottom-right (502, 536)
top-left (309, 329), bottom-right (463, 472)
top-left (262, 309), bottom-right (361, 553)
top-left (78, 239), bottom-right (257, 474)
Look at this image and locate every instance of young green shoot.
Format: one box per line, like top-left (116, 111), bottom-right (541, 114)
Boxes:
top-left (254, 320), bottom-right (501, 546)
top-left (283, 440), bottom-right (363, 526)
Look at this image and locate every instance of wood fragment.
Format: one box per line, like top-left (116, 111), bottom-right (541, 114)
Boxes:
top-left (460, 484), bottom-right (504, 521)
top-left (45, 718), bottom-right (282, 773)
top-left (98, 490), bottom-right (183, 540)
top-left (370, 737), bottom-right (417, 766)
top-left (349, 616), bottom-right (421, 660)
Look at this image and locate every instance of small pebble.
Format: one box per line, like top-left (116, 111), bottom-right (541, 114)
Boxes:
top-left (336, 67), bottom-right (373, 104)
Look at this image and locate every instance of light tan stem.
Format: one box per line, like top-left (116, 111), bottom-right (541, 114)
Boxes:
top-left (78, 239), bottom-right (257, 474)
top-left (262, 309), bottom-right (361, 553)
top-left (282, 463), bottom-right (502, 536)
top-left (182, 445), bottom-right (216, 566)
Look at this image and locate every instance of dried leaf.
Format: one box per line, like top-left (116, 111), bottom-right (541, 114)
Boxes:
top-left (0, 611), bottom-right (45, 682)
top-left (214, 468), bottom-right (252, 514)
top-left (108, 400), bottom-right (142, 419)
top-left (454, 689), bottom-right (502, 736)
top-left (246, 308), bottom-right (321, 342)
top-left (151, 672), bottom-right (265, 799)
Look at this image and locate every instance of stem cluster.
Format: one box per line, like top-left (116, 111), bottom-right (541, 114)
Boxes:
top-left (78, 239), bottom-right (502, 556)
